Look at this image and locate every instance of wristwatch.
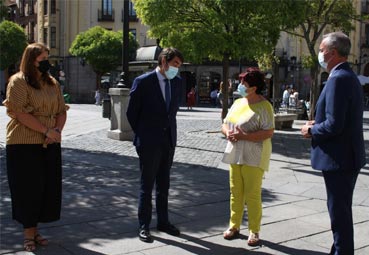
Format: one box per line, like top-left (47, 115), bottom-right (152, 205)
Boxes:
top-left (308, 127), bottom-right (312, 135)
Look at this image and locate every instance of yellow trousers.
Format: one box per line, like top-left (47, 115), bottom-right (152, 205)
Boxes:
top-left (228, 164), bottom-right (264, 233)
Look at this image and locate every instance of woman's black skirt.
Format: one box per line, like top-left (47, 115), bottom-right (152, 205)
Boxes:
top-left (6, 143), bottom-right (62, 228)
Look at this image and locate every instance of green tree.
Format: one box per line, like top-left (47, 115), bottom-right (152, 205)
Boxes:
top-left (132, 0), bottom-right (303, 118)
top-left (69, 26), bottom-right (139, 90)
top-left (0, 20), bottom-right (27, 83)
top-left (283, 0), bottom-right (359, 119)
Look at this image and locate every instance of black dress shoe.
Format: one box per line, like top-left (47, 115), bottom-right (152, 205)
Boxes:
top-left (138, 228), bottom-right (153, 243)
top-left (157, 223), bottom-right (180, 236)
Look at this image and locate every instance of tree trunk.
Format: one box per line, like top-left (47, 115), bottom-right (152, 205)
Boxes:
top-left (272, 56), bottom-right (279, 112)
top-left (309, 66), bottom-right (319, 120)
top-left (221, 53), bottom-right (230, 120)
top-left (96, 73), bottom-right (101, 91)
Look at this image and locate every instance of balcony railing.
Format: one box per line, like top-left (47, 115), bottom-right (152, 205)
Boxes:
top-left (98, 9), bottom-right (115, 22)
top-left (121, 10), bottom-right (138, 22)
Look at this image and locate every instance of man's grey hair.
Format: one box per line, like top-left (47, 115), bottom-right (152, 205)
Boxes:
top-left (323, 32), bottom-right (351, 57)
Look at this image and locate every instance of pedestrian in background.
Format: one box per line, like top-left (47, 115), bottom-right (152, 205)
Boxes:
top-left (289, 88), bottom-right (297, 108)
top-left (3, 43), bottom-right (68, 252)
top-left (282, 86), bottom-right (291, 107)
top-left (221, 67), bottom-right (274, 246)
top-left (217, 82), bottom-right (224, 107)
top-left (301, 32), bottom-right (366, 255)
top-left (94, 90), bottom-right (101, 105)
top-left (126, 47), bottom-right (184, 243)
top-left (186, 87), bottom-right (196, 110)
top-left (210, 88), bottom-right (218, 107)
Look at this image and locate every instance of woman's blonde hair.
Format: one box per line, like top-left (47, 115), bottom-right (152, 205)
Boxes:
top-left (19, 42), bottom-right (53, 89)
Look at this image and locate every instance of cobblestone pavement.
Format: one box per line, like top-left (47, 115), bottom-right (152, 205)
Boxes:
top-left (0, 104), bottom-right (368, 255)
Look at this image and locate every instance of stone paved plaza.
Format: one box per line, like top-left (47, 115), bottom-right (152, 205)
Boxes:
top-left (0, 104), bottom-right (368, 255)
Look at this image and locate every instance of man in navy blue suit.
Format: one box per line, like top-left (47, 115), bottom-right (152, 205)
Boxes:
top-left (126, 48), bottom-right (184, 243)
top-left (301, 32), bottom-right (366, 255)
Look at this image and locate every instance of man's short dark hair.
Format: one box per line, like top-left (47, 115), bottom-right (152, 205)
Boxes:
top-left (158, 47), bottom-right (184, 66)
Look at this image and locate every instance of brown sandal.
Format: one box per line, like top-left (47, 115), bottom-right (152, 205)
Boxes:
top-left (247, 232), bottom-right (260, 246)
top-left (34, 233), bottom-right (49, 246)
top-left (24, 239), bottom-right (36, 252)
top-left (223, 227), bottom-right (240, 240)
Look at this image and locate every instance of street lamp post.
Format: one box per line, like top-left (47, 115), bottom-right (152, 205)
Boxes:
top-left (106, 0), bottom-right (133, 140)
top-left (117, 0), bottom-right (130, 88)
top-left (123, 0), bottom-right (129, 86)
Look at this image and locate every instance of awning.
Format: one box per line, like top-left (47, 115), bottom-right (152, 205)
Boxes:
top-left (357, 75), bottom-right (369, 85)
top-left (135, 46), bottom-right (162, 61)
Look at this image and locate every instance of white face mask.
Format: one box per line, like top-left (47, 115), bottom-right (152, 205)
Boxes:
top-left (318, 51), bottom-right (327, 69)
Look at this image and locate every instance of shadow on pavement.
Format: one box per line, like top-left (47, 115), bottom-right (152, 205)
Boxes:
top-left (261, 240), bottom-right (327, 255)
top-left (155, 234), bottom-right (273, 255)
top-left (0, 146), bottom-right (279, 254)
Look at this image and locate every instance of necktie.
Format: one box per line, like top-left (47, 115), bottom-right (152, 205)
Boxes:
top-left (165, 79), bottom-right (171, 111)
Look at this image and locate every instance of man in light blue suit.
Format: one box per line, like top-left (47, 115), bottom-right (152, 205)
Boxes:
top-left (302, 32), bottom-right (366, 255)
top-left (127, 48), bottom-right (184, 243)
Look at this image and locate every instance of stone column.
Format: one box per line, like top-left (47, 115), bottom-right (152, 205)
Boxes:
top-left (107, 88), bottom-right (134, 141)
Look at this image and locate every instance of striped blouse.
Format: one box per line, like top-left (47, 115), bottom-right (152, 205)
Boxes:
top-left (3, 72), bottom-right (69, 145)
top-left (222, 98), bottom-right (274, 171)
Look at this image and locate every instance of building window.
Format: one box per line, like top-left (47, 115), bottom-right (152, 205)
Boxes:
top-left (365, 24), bottom-right (369, 46)
top-left (29, 0), bottom-right (35, 14)
top-left (30, 22), bottom-right (35, 42)
top-left (44, 0), bottom-right (48, 15)
top-left (19, 0), bottom-right (25, 16)
top-left (102, 0), bottom-right (112, 15)
top-left (129, 1), bottom-right (136, 16)
top-left (43, 28), bottom-right (48, 45)
top-left (98, 0), bottom-right (114, 21)
top-left (50, 27), bottom-right (56, 48)
top-left (27, 24), bottom-right (31, 41)
top-left (27, 1), bottom-right (30, 15)
top-left (51, 0), bottom-right (56, 14)
top-left (122, 1), bottom-right (137, 22)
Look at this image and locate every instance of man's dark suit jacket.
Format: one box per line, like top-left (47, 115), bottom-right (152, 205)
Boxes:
top-left (311, 62), bottom-right (366, 171)
top-left (126, 70), bottom-right (181, 148)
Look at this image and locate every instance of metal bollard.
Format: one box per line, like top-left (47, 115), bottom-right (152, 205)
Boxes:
top-left (102, 98), bottom-right (111, 119)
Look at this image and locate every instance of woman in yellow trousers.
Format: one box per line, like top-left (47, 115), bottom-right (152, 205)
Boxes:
top-left (221, 67), bottom-right (274, 246)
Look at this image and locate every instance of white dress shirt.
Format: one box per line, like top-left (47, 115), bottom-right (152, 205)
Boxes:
top-left (155, 67), bottom-right (171, 101)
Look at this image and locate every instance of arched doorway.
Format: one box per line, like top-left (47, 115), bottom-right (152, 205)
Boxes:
top-left (180, 71), bottom-right (196, 106)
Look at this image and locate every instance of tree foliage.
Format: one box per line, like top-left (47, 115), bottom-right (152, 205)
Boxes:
top-left (0, 20), bottom-right (27, 70)
top-left (282, 0), bottom-right (359, 119)
top-left (132, 0), bottom-right (303, 118)
top-left (69, 26), bottom-right (138, 88)
top-left (135, 0), bottom-right (304, 63)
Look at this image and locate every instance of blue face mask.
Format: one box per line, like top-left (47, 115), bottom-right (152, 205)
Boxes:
top-left (237, 84), bottom-right (248, 97)
top-left (165, 66), bottom-right (178, 80)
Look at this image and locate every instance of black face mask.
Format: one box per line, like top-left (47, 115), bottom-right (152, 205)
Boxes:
top-left (38, 60), bottom-right (51, 73)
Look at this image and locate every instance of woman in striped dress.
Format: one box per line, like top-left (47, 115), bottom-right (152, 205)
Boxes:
top-left (221, 67), bottom-right (274, 246)
top-left (3, 43), bottom-right (68, 251)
